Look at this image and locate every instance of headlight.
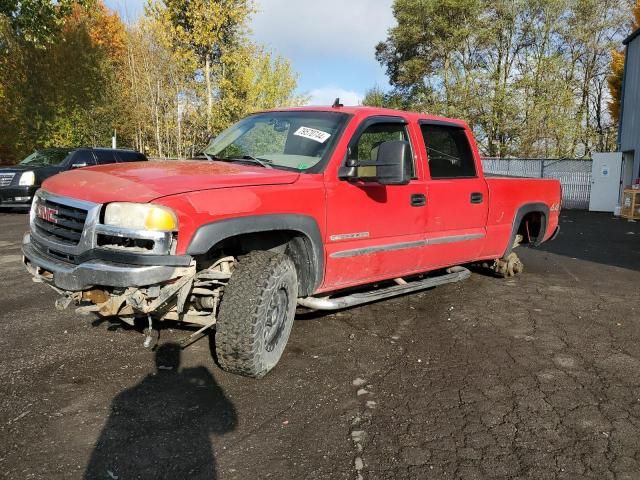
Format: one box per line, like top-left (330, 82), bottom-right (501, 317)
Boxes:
top-left (104, 203), bottom-right (178, 231)
top-left (19, 171), bottom-right (35, 186)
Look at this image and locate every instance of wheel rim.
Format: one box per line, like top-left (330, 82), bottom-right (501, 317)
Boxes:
top-left (264, 284), bottom-right (289, 352)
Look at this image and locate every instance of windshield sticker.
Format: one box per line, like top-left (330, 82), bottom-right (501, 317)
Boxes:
top-left (293, 126), bottom-right (331, 144)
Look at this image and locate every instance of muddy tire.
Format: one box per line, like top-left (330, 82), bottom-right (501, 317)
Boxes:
top-left (214, 251), bottom-right (298, 378)
top-left (492, 252), bottom-right (524, 278)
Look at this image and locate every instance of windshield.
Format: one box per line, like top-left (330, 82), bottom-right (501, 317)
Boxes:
top-left (20, 149), bottom-right (72, 167)
top-left (204, 111), bottom-right (349, 171)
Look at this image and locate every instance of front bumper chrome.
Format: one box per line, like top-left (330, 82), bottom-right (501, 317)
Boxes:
top-left (23, 234), bottom-right (190, 291)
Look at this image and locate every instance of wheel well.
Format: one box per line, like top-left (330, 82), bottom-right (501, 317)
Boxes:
top-left (516, 211), bottom-right (545, 245)
top-left (196, 230), bottom-right (318, 297)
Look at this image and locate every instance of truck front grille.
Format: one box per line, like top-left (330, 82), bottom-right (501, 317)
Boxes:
top-left (0, 173), bottom-right (15, 187)
top-left (33, 197), bottom-right (88, 246)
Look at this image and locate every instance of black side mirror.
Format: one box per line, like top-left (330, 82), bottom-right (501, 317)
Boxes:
top-left (375, 140), bottom-right (411, 185)
top-left (338, 141), bottom-right (412, 185)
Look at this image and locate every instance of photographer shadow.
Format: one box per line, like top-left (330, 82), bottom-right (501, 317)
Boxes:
top-left (85, 343), bottom-right (237, 480)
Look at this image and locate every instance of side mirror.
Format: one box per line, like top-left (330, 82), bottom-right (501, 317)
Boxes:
top-left (338, 141), bottom-right (412, 185)
top-left (374, 140), bottom-right (411, 185)
top-left (71, 162), bottom-right (88, 169)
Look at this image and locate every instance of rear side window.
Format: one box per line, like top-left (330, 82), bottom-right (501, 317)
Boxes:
top-left (421, 124), bottom-right (476, 179)
top-left (117, 151), bottom-right (146, 162)
top-left (95, 150), bottom-right (118, 165)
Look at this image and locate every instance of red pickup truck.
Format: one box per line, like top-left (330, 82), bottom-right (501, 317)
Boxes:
top-left (22, 106), bottom-right (561, 378)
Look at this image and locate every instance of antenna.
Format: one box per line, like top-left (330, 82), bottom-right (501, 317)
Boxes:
top-left (332, 97), bottom-right (343, 108)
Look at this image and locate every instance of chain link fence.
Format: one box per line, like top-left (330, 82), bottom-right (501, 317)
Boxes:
top-left (482, 158), bottom-right (592, 209)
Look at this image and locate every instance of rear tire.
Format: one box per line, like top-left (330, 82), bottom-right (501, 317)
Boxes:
top-left (214, 251), bottom-right (298, 378)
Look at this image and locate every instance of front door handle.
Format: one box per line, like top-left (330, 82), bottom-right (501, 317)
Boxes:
top-left (470, 192), bottom-right (483, 204)
top-left (411, 193), bottom-right (427, 207)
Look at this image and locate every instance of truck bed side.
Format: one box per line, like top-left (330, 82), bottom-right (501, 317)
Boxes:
top-left (480, 177), bottom-right (561, 259)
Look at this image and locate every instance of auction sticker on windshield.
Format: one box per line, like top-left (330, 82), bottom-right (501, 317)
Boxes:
top-left (294, 127), bottom-right (331, 143)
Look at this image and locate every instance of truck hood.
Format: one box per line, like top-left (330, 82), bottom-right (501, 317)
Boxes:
top-left (42, 160), bottom-right (300, 204)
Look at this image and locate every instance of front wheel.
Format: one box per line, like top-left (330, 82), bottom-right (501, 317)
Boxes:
top-left (214, 251), bottom-right (298, 378)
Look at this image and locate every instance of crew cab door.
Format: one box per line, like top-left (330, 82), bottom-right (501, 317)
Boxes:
top-left (419, 121), bottom-right (488, 267)
top-left (323, 116), bottom-right (429, 289)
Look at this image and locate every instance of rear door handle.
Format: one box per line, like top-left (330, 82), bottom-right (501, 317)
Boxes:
top-left (470, 192), bottom-right (483, 204)
top-left (411, 193), bottom-right (427, 207)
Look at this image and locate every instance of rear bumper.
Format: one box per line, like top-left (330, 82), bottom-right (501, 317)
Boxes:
top-left (0, 186), bottom-right (37, 207)
top-left (549, 225), bottom-right (560, 241)
top-left (22, 233), bottom-right (190, 291)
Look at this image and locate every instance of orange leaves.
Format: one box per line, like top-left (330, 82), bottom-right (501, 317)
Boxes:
top-left (88, 3), bottom-right (126, 59)
top-left (607, 1), bottom-right (640, 123)
top-left (607, 49), bottom-right (625, 122)
top-left (66, 1), bottom-right (126, 61)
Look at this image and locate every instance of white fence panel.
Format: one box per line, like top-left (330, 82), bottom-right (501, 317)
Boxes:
top-left (482, 158), bottom-right (592, 209)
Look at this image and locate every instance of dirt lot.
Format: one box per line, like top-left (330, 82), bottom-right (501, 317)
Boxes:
top-left (1, 210), bottom-right (639, 480)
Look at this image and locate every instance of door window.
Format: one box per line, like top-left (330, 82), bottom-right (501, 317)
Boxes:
top-left (349, 122), bottom-right (413, 177)
top-left (95, 150), bottom-right (118, 165)
top-left (71, 150), bottom-right (96, 167)
top-left (420, 124), bottom-right (476, 179)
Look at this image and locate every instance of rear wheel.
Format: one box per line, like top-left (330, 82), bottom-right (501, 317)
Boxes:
top-left (214, 251), bottom-right (298, 378)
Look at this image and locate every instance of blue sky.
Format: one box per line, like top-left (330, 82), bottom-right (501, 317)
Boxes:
top-left (103, 0), bottom-right (395, 105)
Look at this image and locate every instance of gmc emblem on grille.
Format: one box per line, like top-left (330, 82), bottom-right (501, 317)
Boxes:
top-left (37, 204), bottom-right (58, 223)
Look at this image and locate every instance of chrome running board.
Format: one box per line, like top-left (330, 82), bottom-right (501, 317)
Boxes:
top-left (297, 266), bottom-right (470, 311)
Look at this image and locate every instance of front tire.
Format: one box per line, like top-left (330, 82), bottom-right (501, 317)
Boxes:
top-left (214, 251), bottom-right (298, 378)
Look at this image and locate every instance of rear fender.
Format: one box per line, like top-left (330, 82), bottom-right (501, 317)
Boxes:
top-left (503, 203), bottom-right (550, 257)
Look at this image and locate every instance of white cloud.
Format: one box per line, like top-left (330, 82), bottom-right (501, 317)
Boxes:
top-left (251, 0), bottom-right (395, 60)
top-left (306, 87), bottom-right (364, 106)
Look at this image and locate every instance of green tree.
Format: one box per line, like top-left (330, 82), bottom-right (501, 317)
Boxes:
top-left (141, 0), bottom-right (303, 157)
top-left (362, 85), bottom-right (410, 110)
top-left (149, 0), bottom-right (253, 131)
top-left (375, 0), bottom-right (631, 158)
top-left (0, 0), bottom-right (89, 45)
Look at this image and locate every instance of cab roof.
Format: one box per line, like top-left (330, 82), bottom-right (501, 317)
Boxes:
top-left (261, 105), bottom-right (469, 129)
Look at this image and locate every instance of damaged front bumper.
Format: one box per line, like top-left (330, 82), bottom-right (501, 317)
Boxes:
top-left (22, 233), bottom-right (231, 327)
top-left (22, 233), bottom-right (192, 291)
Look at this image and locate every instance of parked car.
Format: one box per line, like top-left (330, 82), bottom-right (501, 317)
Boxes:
top-left (0, 147), bottom-right (147, 209)
top-left (22, 106), bottom-right (561, 378)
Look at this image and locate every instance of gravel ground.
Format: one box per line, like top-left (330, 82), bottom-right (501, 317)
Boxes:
top-left (0, 209), bottom-right (639, 480)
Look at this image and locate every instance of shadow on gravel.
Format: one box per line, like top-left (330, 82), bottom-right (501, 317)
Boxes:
top-left (537, 210), bottom-right (640, 272)
top-left (84, 343), bottom-right (237, 480)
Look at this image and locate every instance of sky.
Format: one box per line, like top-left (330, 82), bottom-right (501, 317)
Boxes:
top-left (103, 0), bottom-right (395, 105)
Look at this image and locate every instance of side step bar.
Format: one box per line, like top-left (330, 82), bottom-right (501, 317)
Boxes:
top-left (297, 266), bottom-right (471, 311)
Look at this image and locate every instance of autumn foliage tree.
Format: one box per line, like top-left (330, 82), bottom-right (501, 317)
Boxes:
top-left (0, 1), bottom-right (126, 159)
top-left (608, 1), bottom-right (640, 124)
top-left (0, 0), bottom-right (303, 161)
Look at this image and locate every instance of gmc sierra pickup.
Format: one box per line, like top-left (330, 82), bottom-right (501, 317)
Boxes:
top-left (22, 106), bottom-right (561, 378)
